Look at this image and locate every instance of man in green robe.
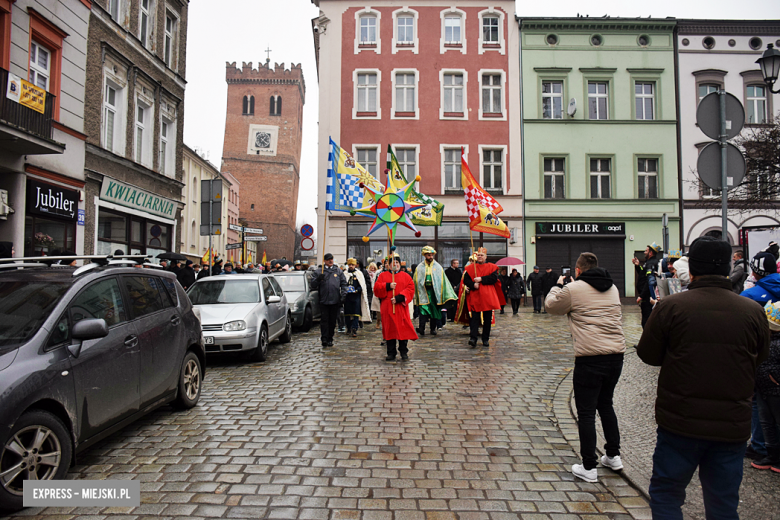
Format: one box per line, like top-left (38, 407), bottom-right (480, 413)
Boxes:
top-left (413, 246), bottom-right (457, 336)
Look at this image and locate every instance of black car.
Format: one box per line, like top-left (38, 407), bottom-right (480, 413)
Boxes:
top-left (0, 260), bottom-right (205, 510)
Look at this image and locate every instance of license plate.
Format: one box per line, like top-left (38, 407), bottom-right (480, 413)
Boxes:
top-left (204, 336), bottom-right (214, 345)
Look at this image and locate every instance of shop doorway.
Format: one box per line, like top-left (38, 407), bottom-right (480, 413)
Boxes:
top-left (535, 238), bottom-right (625, 296)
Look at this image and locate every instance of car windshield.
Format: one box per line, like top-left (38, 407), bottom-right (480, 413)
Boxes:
top-left (188, 280), bottom-right (260, 304)
top-left (0, 281), bottom-right (70, 349)
top-left (274, 275), bottom-right (305, 292)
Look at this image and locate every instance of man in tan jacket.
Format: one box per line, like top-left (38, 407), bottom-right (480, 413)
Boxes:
top-left (545, 252), bottom-right (626, 483)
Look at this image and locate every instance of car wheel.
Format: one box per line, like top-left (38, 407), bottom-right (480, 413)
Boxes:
top-left (0, 410), bottom-right (73, 511)
top-left (250, 326), bottom-right (268, 362)
top-left (301, 306), bottom-right (313, 332)
top-left (173, 352), bottom-right (202, 409)
top-left (279, 313), bottom-right (293, 343)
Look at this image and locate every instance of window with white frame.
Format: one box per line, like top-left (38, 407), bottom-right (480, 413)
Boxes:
top-left (482, 74), bottom-right (502, 114)
top-left (357, 73), bottom-right (378, 113)
top-left (164, 12), bottom-right (176, 68)
top-left (638, 158), bottom-right (658, 199)
top-left (542, 81), bottom-right (563, 119)
top-left (590, 158), bottom-right (611, 199)
top-left (747, 85), bottom-right (767, 124)
top-left (482, 16), bottom-right (499, 43)
top-left (135, 103), bottom-right (147, 165)
top-left (395, 73), bottom-right (415, 113)
top-left (395, 148), bottom-right (416, 177)
top-left (444, 16), bottom-right (461, 44)
top-left (103, 83), bottom-right (119, 153)
top-left (397, 16), bottom-right (414, 43)
top-left (29, 41), bottom-right (50, 91)
top-left (360, 15), bottom-right (377, 44)
top-left (635, 82), bottom-right (655, 120)
top-left (482, 149), bottom-right (503, 190)
top-left (444, 148), bottom-right (462, 189)
top-left (544, 158), bottom-right (565, 199)
top-left (588, 82), bottom-right (608, 120)
top-left (139, 0), bottom-right (152, 48)
top-left (443, 73), bottom-right (464, 113)
top-left (108, 0), bottom-right (121, 22)
top-left (698, 83), bottom-right (719, 103)
top-left (357, 148), bottom-right (378, 178)
top-left (160, 120), bottom-right (169, 175)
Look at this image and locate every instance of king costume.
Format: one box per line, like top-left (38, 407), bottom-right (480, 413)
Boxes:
top-left (374, 258), bottom-right (418, 361)
top-left (455, 249), bottom-right (505, 348)
top-left (413, 246), bottom-right (457, 336)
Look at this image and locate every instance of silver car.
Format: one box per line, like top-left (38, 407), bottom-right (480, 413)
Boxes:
top-left (187, 274), bottom-right (292, 362)
top-left (272, 271), bottom-right (321, 331)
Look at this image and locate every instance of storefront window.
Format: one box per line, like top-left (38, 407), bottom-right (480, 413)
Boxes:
top-left (97, 208), bottom-right (172, 259)
top-left (24, 216), bottom-right (76, 257)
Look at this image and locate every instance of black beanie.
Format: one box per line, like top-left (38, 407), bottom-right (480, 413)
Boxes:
top-left (688, 236), bottom-right (731, 277)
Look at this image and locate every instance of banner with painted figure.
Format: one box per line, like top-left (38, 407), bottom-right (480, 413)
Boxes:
top-left (326, 138), bottom-right (386, 213)
top-left (386, 146), bottom-right (444, 226)
top-left (461, 147), bottom-right (510, 239)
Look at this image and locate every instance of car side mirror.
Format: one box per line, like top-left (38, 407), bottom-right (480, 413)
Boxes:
top-left (68, 319), bottom-right (108, 358)
top-left (267, 295), bottom-right (281, 304)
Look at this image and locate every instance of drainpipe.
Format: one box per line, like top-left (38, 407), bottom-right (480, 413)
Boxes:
top-left (673, 22), bottom-right (685, 249)
top-left (518, 16), bottom-right (528, 272)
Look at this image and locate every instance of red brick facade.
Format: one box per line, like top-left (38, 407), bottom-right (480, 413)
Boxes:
top-left (221, 61), bottom-right (305, 260)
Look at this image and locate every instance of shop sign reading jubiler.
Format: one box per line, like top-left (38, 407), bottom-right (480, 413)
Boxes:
top-left (536, 222), bottom-right (625, 235)
top-left (26, 179), bottom-right (78, 221)
top-left (100, 178), bottom-right (177, 219)
top-left (6, 73), bottom-right (46, 114)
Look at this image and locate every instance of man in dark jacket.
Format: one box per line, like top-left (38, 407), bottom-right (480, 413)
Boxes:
top-left (212, 259), bottom-right (223, 276)
top-left (730, 250), bottom-right (748, 294)
top-left (197, 264), bottom-right (209, 280)
top-left (498, 267), bottom-right (510, 314)
top-left (526, 266), bottom-right (544, 313)
top-left (633, 242), bottom-right (661, 327)
top-left (310, 253), bottom-right (347, 348)
top-left (637, 236), bottom-right (770, 520)
top-left (177, 260), bottom-right (196, 290)
top-left (541, 267), bottom-right (557, 313)
top-left (445, 259), bottom-right (462, 322)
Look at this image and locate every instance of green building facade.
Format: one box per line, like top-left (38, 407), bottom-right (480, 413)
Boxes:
top-left (519, 18), bottom-right (680, 297)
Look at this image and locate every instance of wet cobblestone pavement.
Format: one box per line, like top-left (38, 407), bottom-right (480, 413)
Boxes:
top-left (2, 306), bottom-right (775, 519)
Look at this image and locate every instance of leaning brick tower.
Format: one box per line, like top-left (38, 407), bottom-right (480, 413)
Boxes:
top-left (221, 61), bottom-right (305, 260)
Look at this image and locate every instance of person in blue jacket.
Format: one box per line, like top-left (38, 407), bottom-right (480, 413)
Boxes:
top-left (742, 252), bottom-right (780, 305)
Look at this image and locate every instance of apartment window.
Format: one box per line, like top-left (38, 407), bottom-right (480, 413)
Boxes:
top-left (746, 85), bottom-right (767, 124)
top-left (588, 82), bottom-right (608, 120)
top-left (397, 16), bottom-right (414, 43)
top-left (544, 158), bottom-right (565, 199)
top-left (135, 104), bottom-right (146, 164)
top-left (395, 73), bottom-right (415, 113)
top-left (160, 121), bottom-right (168, 175)
top-left (360, 16), bottom-right (377, 44)
top-left (542, 81), bottom-right (563, 119)
top-left (164, 13), bottom-right (176, 68)
top-left (482, 16), bottom-right (499, 44)
top-left (753, 171), bottom-right (774, 199)
top-left (139, 0), bottom-right (151, 48)
top-left (444, 149), bottom-right (461, 189)
top-left (108, 0), bottom-right (121, 21)
top-left (638, 158), bottom-right (658, 199)
top-left (590, 158), bottom-right (611, 199)
top-left (357, 148), bottom-right (378, 178)
top-left (270, 95), bottom-right (281, 116)
top-left (29, 41), bottom-right (50, 90)
top-left (482, 74), bottom-right (502, 114)
top-left (635, 82), bottom-right (655, 120)
top-left (357, 73), bottom-right (378, 113)
top-left (444, 16), bottom-right (461, 44)
top-left (698, 83), bottom-right (719, 103)
top-left (443, 73), bottom-right (464, 113)
top-left (482, 149), bottom-right (503, 190)
top-left (396, 148), bottom-right (416, 177)
top-left (103, 84), bottom-right (118, 153)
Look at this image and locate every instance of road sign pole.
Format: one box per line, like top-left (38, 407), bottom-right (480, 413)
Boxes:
top-left (719, 90), bottom-right (728, 240)
top-left (208, 180), bottom-right (213, 277)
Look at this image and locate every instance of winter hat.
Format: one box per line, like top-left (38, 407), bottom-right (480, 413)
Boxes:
top-left (186, 260), bottom-right (193, 266)
top-left (751, 252), bottom-right (777, 278)
top-left (533, 265), bottom-right (539, 269)
top-left (687, 236), bottom-right (731, 277)
top-left (765, 301), bottom-right (780, 332)
top-left (766, 242), bottom-right (780, 261)
top-left (324, 253), bottom-right (334, 261)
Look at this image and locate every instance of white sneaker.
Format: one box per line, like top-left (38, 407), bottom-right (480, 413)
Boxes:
top-left (600, 455), bottom-right (624, 471)
top-left (572, 464), bottom-right (598, 483)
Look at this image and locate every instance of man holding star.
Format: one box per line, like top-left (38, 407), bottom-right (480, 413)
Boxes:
top-left (374, 254), bottom-right (418, 361)
top-left (413, 245), bottom-right (457, 336)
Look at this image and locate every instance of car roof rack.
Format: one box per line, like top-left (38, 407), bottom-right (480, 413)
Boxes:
top-left (0, 255), bottom-right (163, 275)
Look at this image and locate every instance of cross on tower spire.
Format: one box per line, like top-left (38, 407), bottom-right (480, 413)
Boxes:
top-left (265, 46), bottom-right (272, 65)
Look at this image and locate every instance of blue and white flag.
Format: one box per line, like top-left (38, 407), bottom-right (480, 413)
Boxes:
top-left (327, 137), bottom-right (384, 213)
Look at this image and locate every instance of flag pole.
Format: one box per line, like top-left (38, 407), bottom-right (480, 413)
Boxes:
top-left (321, 211), bottom-right (330, 274)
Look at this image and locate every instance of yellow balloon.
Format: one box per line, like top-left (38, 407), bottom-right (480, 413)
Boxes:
top-left (362, 236), bottom-right (370, 242)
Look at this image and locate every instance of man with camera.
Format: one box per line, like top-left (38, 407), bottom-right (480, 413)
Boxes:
top-left (310, 253), bottom-right (347, 348)
top-left (545, 252), bottom-right (626, 483)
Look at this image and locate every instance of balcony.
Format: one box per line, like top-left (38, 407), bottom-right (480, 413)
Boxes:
top-left (0, 67), bottom-right (64, 155)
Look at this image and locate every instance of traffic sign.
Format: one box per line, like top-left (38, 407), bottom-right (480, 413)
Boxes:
top-left (244, 227), bottom-right (263, 234)
top-left (301, 237), bottom-right (314, 251)
top-left (697, 92), bottom-right (744, 140)
top-left (246, 236), bottom-right (268, 242)
top-left (301, 224), bottom-right (314, 238)
top-left (301, 250), bottom-right (316, 256)
top-left (697, 142), bottom-right (746, 191)
top-left (226, 243), bottom-right (242, 250)
top-left (229, 224), bottom-right (243, 232)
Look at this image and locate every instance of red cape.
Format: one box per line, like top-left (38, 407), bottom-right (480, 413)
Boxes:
top-left (465, 262), bottom-right (504, 312)
top-left (374, 270), bottom-right (418, 341)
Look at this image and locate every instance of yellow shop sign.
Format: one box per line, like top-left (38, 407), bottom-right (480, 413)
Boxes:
top-left (6, 73), bottom-right (46, 114)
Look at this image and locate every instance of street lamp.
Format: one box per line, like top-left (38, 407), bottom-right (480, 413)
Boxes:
top-left (756, 43), bottom-right (780, 94)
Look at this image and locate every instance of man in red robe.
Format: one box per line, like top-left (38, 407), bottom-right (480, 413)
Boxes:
top-left (374, 255), bottom-right (418, 361)
top-left (463, 247), bottom-right (504, 348)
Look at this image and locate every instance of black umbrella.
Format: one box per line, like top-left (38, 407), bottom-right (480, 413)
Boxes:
top-left (156, 252), bottom-right (187, 261)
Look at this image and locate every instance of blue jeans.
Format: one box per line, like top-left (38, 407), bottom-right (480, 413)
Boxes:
top-left (649, 427), bottom-right (745, 520)
top-left (751, 396), bottom-right (767, 455)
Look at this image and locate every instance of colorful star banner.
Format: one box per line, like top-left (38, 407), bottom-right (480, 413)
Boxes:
top-left (386, 146), bottom-right (444, 226)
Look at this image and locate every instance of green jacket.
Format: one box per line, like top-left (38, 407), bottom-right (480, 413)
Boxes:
top-left (413, 260), bottom-right (457, 306)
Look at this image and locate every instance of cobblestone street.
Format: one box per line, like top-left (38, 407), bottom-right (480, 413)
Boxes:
top-left (3, 306), bottom-right (777, 520)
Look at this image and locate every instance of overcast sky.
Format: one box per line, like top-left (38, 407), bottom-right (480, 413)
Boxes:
top-left (183, 0), bottom-right (780, 235)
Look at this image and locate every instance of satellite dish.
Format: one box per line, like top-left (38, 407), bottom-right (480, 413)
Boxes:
top-left (567, 98), bottom-right (577, 116)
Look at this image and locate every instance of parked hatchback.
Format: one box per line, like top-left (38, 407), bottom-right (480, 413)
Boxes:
top-left (187, 273), bottom-right (292, 362)
top-left (272, 271), bottom-right (320, 331)
top-left (0, 262), bottom-right (205, 511)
